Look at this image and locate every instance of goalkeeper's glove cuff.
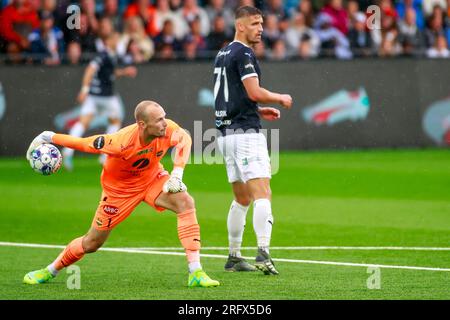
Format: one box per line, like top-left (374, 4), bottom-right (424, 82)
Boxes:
top-left (171, 167), bottom-right (184, 180)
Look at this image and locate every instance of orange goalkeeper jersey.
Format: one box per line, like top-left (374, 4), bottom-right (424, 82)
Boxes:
top-left (52, 119), bottom-right (191, 197)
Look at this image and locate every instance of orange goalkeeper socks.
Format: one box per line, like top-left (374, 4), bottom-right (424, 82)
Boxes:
top-left (52, 237), bottom-right (85, 271)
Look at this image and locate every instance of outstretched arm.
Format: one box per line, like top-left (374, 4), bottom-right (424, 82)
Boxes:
top-left (26, 131), bottom-right (120, 160)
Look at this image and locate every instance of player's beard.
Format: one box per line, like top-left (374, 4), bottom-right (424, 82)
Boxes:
top-left (247, 33), bottom-right (262, 46)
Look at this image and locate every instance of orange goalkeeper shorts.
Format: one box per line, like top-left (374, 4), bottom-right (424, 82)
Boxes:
top-left (92, 171), bottom-right (170, 230)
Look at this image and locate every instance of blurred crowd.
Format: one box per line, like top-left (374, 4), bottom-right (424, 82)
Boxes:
top-left (1, 0), bottom-right (450, 65)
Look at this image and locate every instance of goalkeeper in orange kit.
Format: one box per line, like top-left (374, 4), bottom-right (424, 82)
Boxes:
top-left (23, 100), bottom-right (219, 288)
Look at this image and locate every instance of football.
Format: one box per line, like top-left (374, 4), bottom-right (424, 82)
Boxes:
top-left (29, 143), bottom-right (62, 175)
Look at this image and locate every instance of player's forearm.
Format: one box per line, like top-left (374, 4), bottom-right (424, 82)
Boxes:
top-left (172, 130), bottom-right (192, 169)
top-left (81, 67), bottom-right (95, 92)
top-left (249, 87), bottom-right (283, 105)
top-left (52, 134), bottom-right (101, 154)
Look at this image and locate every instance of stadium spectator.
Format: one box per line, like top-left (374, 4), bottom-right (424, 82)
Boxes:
top-left (154, 18), bottom-right (182, 55)
top-left (95, 16), bottom-right (116, 53)
top-left (262, 13), bottom-right (282, 49)
top-left (372, 12), bottom-right (402, 57)
top-left (120, 16), bottom-right (155, 62)
top-left (426, 33), bottom-right (450, 56)
top-left (28, 10), bottom-right (64, 65)
top-left (175, 0), bottom-right (210, 37)
top-left (424, 6), bottom-right (447, 48)
top-left (103, 0), bottom-right (123, 32)
top-left (378, 0), bottom-right (399, 19)
top-left (396, 0), bottom-right (425, 30)
top-left (289, 0), bottom-right (315, 27)
top-left (285, 12), bottom-right (320, 58)
top-left (253, 38), bottom-right (266, 59)
top-left (123, 0), bottom-right (159, 37)
top-left (321, 0), bottom-right (349, 35)
top-left (398, 6), bottom-right (424, 55)
top-left (169, 0), bottom-right (183, 11)
top-left (75, 0), bottom-right (100, 53)
top-left (65, 41), bottom-right (82, 65)
top-left (0, 0), bottom-right (40, 54)
top-left (348, 11), bottom-right (373, 57)
top-left (314, 12), bottom-right (353, 59)
top-left (205, 0), bottom-right (234, 35)
top-left (422, 0), bottom-right (447, 17)
top-left (155, 0), bottom-right (185, 39)
top-left (346, 0), bottom-right (360, 29)
top-left (267, 37), bottom-right (288, 60)
top-left (206, 14), bottom-right (232, 50)
top-left (183, 15), bottom-right (207, 57)
top-left (263, 0), bottom-right (289, 26)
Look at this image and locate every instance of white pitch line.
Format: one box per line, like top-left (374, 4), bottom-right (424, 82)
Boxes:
top-left (1, 241), bottom-right (449, 272)
top-left (117, 246), bottom-right (450, 251)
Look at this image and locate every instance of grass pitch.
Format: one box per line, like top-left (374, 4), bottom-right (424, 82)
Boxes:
top-left (0, 149), bottom-right (449, 299)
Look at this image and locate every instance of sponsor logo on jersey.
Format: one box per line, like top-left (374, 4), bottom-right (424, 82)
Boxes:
top-left (244, 63), bottom-right (255, 70)
top-left (215, 110), bottom-right (227, 117)
top-left (132, 158), bottom-right (150, 169)
top-left (93, 136), bottom-right (105, 149)
top-left (137, 148), bottom-right (152, 156)
top-left (217, 50), bottom-right (231, 58)
top-left (103, 205), bottom-right (119, 216)
top-left (215, 119), bottom-right (232, 127)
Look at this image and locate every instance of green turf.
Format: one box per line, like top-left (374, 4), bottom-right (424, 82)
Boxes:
top-left (1, 149), bottom-right (450, 299)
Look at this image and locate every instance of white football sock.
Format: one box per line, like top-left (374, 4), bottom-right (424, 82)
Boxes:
top-left (46, 263), bottom-right (59, 276)
top-left (188, 261), bottom-right (202, 273)
top-left (63, 122), bottom-right (85, 157)
top-left (253, 198), bottom-right (273, 253)
top-left (227, 200), bottom-right (249, 258)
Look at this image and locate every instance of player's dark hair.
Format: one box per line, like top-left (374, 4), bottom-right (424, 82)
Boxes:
top-left (235, 6), bottom-right (262, 19)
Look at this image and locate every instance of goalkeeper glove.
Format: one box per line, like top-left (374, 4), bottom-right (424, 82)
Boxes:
top-left (163, 167), bottom-right (187, 193)
top-left (26, 131), bottom-right (55, 161)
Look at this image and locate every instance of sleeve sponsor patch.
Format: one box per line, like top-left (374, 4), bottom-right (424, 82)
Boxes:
top-left (93, 136), bottom-right (105, 149)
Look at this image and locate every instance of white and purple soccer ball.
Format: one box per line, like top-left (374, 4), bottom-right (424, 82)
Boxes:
top-left (29, 143), bottom-right (62, 175)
